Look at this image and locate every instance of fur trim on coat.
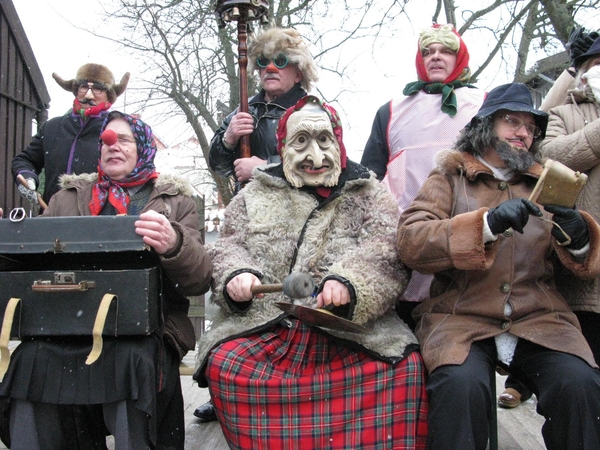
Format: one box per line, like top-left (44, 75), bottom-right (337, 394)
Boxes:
top-left (194, 162), bottom-right (417, 386)
top-left (398, 148), bottom-right (600, 373)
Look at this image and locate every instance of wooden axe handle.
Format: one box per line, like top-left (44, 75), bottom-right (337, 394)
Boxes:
top-left (17, 174), bottom-right (48, 209)
top-left (251, 284), bottom-right (283, 294)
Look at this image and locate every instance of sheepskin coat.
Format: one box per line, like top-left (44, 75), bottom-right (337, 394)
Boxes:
top-left (194, 161), bottom-right (417, 385)
top-left (398, 149), bottom-right (600, 373)
top-left (540, 86), bottom-right (600, 314)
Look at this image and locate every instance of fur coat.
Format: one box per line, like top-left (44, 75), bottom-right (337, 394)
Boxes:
top-left (194, 161), bottom-right (417, 385)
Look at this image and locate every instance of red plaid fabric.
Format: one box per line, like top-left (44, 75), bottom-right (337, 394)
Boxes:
top-left (206, 319), bottom-right (428, 449)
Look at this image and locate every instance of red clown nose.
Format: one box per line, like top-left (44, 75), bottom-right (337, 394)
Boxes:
top-left (101, 129), bottom-right (118, 146)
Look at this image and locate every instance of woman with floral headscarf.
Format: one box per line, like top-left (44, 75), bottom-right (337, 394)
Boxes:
top-left (0, 111), bottom-right (212, 450)
top-left (195, 96), bottom-right (428, 449)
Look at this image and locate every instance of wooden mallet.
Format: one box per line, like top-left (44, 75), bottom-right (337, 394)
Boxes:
top-left (17, 174), bottom-right (48, 210)
top-left (251, 272), bottom-right (315, 299)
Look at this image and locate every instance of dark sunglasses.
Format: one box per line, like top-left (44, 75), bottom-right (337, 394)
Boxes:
top-left (256, 54), bottom-right (290, 69)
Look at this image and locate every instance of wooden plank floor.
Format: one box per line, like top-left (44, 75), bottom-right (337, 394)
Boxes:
top-left (0, 349), bottom-right (545, 450)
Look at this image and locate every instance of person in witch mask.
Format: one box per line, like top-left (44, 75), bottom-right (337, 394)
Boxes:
top-left (194, 96), bottom-right (428, 450)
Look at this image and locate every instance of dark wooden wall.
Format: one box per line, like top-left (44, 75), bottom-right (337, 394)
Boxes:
top-left (0, 0), bottom-right (50, 214)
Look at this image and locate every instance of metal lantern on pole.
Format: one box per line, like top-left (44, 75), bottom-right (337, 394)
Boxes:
top-left (215, 0), bottom-right (269, 158)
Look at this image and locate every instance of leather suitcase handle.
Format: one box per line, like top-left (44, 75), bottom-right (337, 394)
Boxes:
top-left (0, 298), bottom-right (21, 381)
top-left (86, 293), bottom-right (117, 365)
top-left (32, 281), bottom-right (96, 292)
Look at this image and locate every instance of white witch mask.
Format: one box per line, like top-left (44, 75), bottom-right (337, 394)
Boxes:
top-left (282, 103), bottom-right (342, 188)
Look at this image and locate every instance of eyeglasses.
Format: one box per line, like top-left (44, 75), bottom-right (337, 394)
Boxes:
top-left (256, 54), bottom-right (289, 69)
top-left (102, 136), bottom-right (136, 146)
top-left (77, 82), bottom-right (107, 95)
top-left (499, 114), bottom-right (542, 139)
top-left (115, 137), bottom-right (136, 145)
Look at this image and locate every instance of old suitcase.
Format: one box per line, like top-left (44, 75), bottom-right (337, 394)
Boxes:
top-left (0, 214), bottom-right (161, 339)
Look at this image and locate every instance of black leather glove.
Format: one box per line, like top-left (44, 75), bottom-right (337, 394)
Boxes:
top-left (544, 204), bottom-right (590, 249)
top-left (567, 26), bottom-right (599, 67)
top-left (487, 198), bottom-right (542, 235)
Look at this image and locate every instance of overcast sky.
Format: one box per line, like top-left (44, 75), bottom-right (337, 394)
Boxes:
top-left (12, 0), bottom-right (562, 162)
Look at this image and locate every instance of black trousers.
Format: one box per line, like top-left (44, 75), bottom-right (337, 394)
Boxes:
top-left (426, 338), bottom-right (600, 450)
top-left (504, 310), bottom-right (600, 400)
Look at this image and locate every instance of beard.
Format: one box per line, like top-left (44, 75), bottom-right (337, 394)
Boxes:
top-left (493, 139), bottom-right (537, 172)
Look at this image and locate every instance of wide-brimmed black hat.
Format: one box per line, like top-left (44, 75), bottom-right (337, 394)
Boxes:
top-left (471, 83), bottom-right (548, 139)
top-left (574, 36), bottom-right (600, 69)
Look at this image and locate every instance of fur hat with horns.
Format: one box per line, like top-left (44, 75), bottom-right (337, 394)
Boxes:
top-left (52, 63), bottom-right (130, 104)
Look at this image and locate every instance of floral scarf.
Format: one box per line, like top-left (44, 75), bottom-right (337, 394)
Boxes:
top-left (89, 113), bottom-right (158, 216)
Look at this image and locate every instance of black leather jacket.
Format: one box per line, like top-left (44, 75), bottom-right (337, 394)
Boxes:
top-left (209, 83), bottom-right (307, 183)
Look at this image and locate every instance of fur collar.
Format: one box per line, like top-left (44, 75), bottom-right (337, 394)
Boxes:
top-left (58, 171), bottom-right (195, 196)
top-left (255, 159), bottom-right (373, 194)
top-left (435, 148), bottom-right (543, 180)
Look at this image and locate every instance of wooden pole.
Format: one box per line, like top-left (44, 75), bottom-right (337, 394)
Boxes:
top-left (237, 15), bottom-right (251, 159)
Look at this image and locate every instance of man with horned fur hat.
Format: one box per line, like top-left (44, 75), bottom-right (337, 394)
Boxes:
top-left (209, 26), bottom-right (318, 193)
top-left (12, 63), bottom-right (129, 209)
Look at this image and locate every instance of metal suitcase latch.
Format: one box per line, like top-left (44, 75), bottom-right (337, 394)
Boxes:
top-left (32, 272), bottom-right (96, 292)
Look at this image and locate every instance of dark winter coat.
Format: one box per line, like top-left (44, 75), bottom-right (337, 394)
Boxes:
top-left (208, 83), bottom-right (307, 182)
top-left (11, 110), bottom-right (108, 206)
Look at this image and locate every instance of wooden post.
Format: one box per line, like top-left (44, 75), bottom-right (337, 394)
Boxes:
top-left (237, 17), bottom-right (251, 158)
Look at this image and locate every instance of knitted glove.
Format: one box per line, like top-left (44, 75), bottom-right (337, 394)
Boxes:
top-left (487, 199), bottom-right (542, 235)
top-left (544, 205), bottom-right (590, 249)
top-left (568, 26), bottom-right (599, 67)
top-left (17, 178), bottom-right (38, 205)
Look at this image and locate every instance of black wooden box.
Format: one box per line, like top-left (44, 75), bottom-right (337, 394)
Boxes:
top-left (0, 215), bottom-right (161, 338)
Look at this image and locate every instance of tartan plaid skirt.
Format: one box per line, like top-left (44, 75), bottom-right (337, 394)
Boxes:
top-left (205, 319), bottom-right (428, 449)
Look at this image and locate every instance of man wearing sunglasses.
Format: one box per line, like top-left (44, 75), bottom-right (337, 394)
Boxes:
top-left (199, 26), bottom-right (317, 422)
top-left (11, 63), bottom-right (129, 210)
top-left (208, 27), bottom-right (318, 193)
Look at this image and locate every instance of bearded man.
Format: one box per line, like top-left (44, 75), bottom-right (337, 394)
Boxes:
top-left (398, 83), bottom-right (600, 450)
top-left (194, 96), bottom-right (428, 450)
